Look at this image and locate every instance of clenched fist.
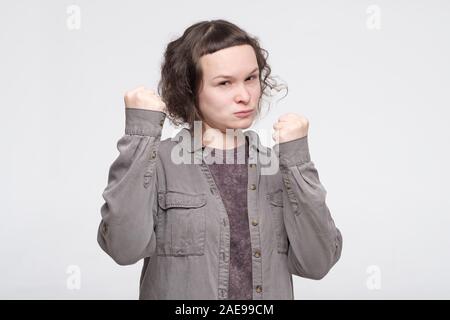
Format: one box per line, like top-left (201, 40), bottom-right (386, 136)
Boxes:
top-left (124, 86), bottom-right (167, 114)
top-left (272, 113), bottom-right (309, 144)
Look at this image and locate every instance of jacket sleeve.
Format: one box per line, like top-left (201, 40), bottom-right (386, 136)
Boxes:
top-left (273, 135), bottom-right (343, 280)
top-left (97, 107), bottom-right (166, 266)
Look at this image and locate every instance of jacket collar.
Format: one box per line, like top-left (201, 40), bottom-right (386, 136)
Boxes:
top-left (171, 127), bottom-right (280, 178)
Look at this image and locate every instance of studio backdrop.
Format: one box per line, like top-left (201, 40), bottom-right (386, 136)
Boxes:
top-left (1, 0), bottom-right (449, 299)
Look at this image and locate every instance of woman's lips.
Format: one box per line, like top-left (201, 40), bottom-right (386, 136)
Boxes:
top-left (234, 109), bottom-right (254, 118)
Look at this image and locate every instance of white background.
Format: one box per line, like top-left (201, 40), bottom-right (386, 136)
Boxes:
top-left (1, 0), bottom-right (449, 299)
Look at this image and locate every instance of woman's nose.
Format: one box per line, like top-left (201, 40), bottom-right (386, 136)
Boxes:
top-left (234, 83), bottom-right (251, 103)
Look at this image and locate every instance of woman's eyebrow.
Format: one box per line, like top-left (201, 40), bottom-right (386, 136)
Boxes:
top-left (213, 67), bottom-right (259, 80)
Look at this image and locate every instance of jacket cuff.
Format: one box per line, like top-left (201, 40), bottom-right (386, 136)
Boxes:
top-left (125, 107), bottom-right (166, 136)
top-left (274, 135), bottom-right (311, 167)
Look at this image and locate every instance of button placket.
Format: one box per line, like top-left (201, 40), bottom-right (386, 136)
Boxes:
top-left (247, 148), bottom-right (264, 300)
top-left (197, 163), bottom-right (230, 301)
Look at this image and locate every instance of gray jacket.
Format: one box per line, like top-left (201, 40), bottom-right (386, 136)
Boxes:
top-left (97, 107), bottom-right (343, 300)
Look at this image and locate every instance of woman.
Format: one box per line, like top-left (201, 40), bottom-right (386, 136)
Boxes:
top-left (97, 19), bottom-right (343, 300)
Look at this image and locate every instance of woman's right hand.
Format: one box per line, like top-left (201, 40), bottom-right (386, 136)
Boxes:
top-left (124, 86), bottom-right (167, 114)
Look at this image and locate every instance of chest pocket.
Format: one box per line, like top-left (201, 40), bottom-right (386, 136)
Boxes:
top-left (156, 191), bottom-right (207, 256)
top-left (267, 189), bottom-right (289, 254)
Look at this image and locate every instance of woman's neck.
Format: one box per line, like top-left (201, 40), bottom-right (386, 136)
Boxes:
top-left (201, 124), bottom-right (246, 150)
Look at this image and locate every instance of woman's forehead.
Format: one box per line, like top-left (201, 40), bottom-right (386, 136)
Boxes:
top-left (199, 45), bottom-right (258, 79)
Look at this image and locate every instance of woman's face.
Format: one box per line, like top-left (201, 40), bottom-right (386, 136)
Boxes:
top-left (197, 44), bottom-right (262, 132)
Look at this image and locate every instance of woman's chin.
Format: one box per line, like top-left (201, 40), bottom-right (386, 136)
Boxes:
top-left (228, 118), bottom-right (254, 130)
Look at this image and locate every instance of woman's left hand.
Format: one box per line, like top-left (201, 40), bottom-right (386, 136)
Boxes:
top-left (272, 113), bottom-right (309, 144)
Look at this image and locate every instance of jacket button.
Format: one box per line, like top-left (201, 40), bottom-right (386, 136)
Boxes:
top-left (221, 252), bottom-right (226, 261)
top-left (251, 219), bottom-right (258, 226)
top-left (102, 223), bottom-right (108, 234)
top-left (249, 184), bottom-right (256, 190)
top-left (150, 150), bottom-right (156, 159)
top-left (255, 285), bottom-right (262, 293)
top-left (159, 119), bottom-right (164, 126)
top-left (254, 250), bottom-right (261, 258)
top-left (219, 289), bottom-right (227, 297)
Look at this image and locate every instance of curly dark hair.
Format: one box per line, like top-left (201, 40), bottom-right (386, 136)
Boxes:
top-left (157, 19), bottom-right (288, 132)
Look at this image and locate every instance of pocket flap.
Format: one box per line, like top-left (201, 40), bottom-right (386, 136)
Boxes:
top-left (267, 189), bottom-right (284, 207)
top-left (158, 191), bottom-right (207, 209)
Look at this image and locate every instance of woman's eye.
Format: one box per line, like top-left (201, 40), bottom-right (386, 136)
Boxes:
top-left (246, 75), bottom-right (259, 82)
top-left (219, 76), bottom-right (256, 86)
